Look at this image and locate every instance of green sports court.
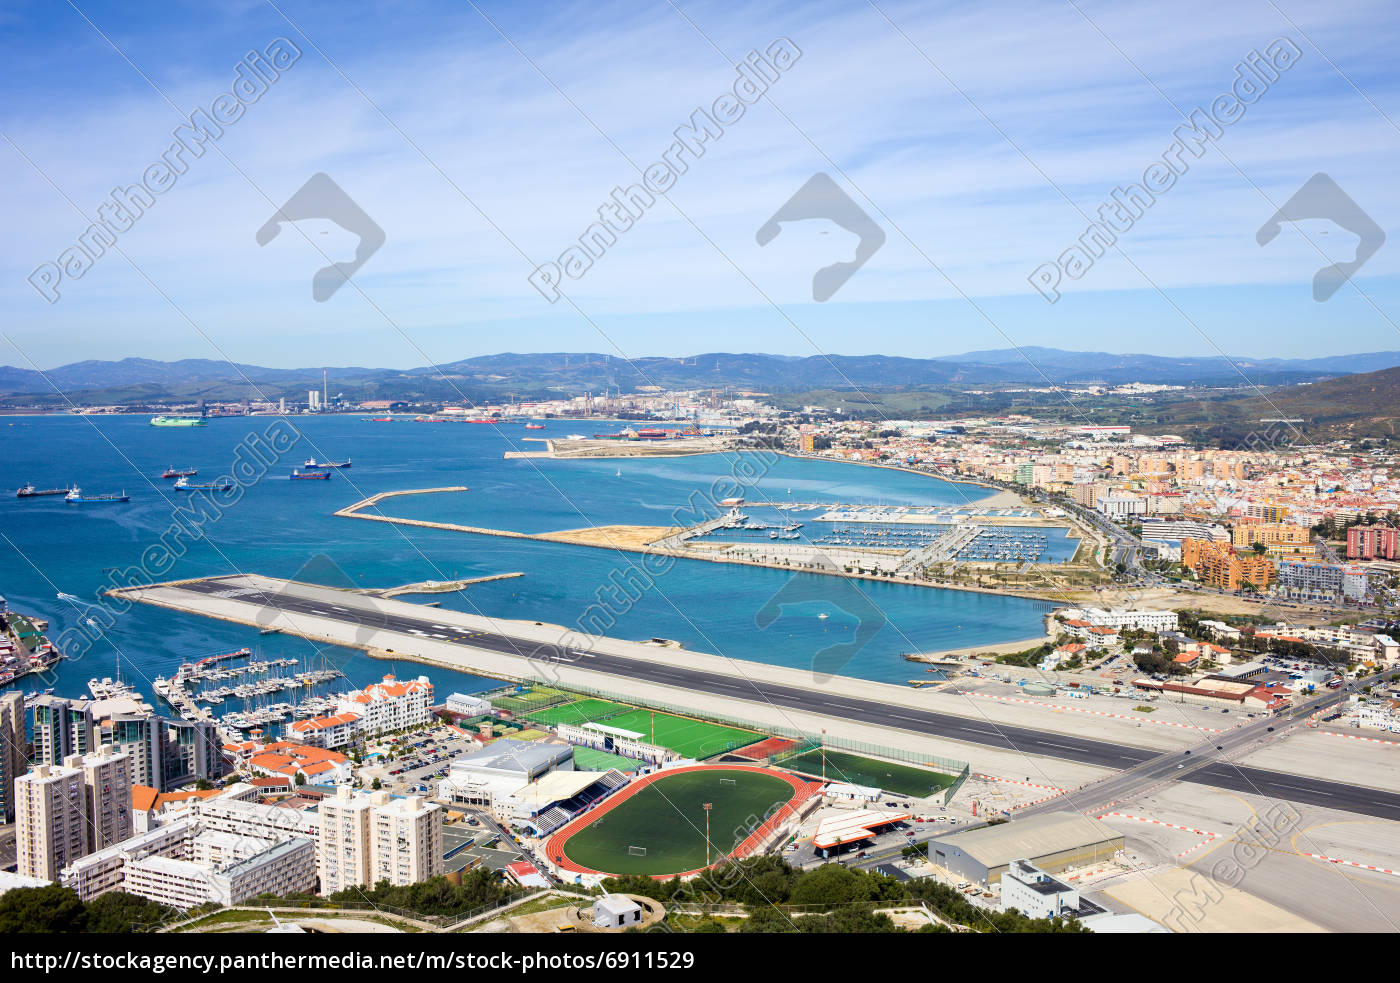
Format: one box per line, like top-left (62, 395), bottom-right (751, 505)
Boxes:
top-left (776, 749), bottom-right (957, 798)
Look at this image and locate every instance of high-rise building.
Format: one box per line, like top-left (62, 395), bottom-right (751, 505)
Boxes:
top-left (317, 784), bottom-right (373, 894)
top-left (371, 793), bottom-right (443, 888)
top-left (78, 746), bottom-right (133, 851)
top-left (316, 787), bottom-right (442, 895)
top-left (0, 691), bottom-right (25, 824)
top-left (31, 696), bottom-right (95, 767)
top-left (16, 761), bottom-right (90, 880)
top-left (1348, 525), bottom-right (1400, 560)
top-left (112, 714), bottom-right (225, 791)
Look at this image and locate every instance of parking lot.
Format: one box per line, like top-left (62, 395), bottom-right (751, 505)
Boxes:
top-left (362, 725), bottom-right (483, 795)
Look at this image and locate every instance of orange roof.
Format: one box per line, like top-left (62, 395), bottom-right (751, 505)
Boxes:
top-left (132, 785), bottom-right (159, 813)
top-left (289, 711), bottom-right (360, 732)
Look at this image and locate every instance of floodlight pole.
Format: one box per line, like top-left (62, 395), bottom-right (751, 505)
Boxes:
top-left (704, 802), bottom-right (713, 867)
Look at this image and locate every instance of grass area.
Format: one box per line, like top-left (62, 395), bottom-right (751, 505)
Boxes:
top-left (525, 698), bottom-right (632, 727)
top-left (561, 769), bottom-right (796, 876)
top-left (493, 687), bottom-right (569, 714)
top-left (777, 749), bottom-right (956, 797)
top-left (1134, 706), bottom-right (1155, 713)
top-left (599, 708), bottom-right (761, 759)
top-left (572, 746), bottom-right (644, 772)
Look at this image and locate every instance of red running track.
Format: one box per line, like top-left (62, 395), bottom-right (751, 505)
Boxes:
top-left (544, 763), bottom-right (822, 879)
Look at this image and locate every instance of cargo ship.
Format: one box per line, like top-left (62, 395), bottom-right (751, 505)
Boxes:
top-left (524, 423), bottom-right (545, 430)
top-left (303, 458), bottom-right (351, 469)
top-left (150, 416), bottom-right (207, 428)
top-left (65, 487), bottom-right (130, 503)
top-left (174, 477), bottom-right (233, 491)
top-left (290, 470), bottom-right (330, 480)
top-left (16, 484), bottom-right (71, 498)
top-left (161, 467), bottom-right (198, 479)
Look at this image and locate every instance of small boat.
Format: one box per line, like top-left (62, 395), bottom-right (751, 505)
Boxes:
top-left (174, 477), bottom-right (233, 491)
top-left (304, 458), bottom-right (351, 469)
top-left (65, 487), bottom-right (129, 503)
top-left (16, 483), bottom-right (70, 498)
top-left (818, 612), bottom-right (829, 620)
top-left (161, 467), bottom-right (198, 479)
top-left (149, 416), bottom-right (206, 428)
top-left (525, 423), bottom-right (545, 430)
top-left (290, 471), bottom-right (330, 480)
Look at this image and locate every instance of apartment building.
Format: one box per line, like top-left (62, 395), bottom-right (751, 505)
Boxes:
top-left (111, 714), bottom-right (225, 792)
top-left (78, 745), bottom-right (134, 851)
top-left (1275, 561), bottom-right (1371, 603)
top-left (371, 793), bottom-right (443, 888)
top-left (1181, 538), bottom-right (1275, 591)
top-left (1348, 525), bottom-right (1400, 560)
top-left (61, 818), bottom-right (194, 901)
top-left (16, 761), bottom-right (89, 880)
top-left (335, 675), bottom-right (433, 738)
top-left (0, 691), bottom-right (24, 824)
top-left (317, 786), bottom-right (442, 895)
top-left (31, 696), bottom-right (95, 767)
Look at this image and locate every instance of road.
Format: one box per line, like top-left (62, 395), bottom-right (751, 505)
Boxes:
top-left (166, 577), bottom-right (1400, 820)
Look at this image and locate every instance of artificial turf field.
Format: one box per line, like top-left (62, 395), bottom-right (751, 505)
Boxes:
top-left (571, 746), bottom-right (643, 772)
top-left (559, 769), bottom-right (797, 875)
top-left (593, 708), bottom-right (760, 759)
top-left (777, 749), bottom-right (956, 797)
top-left (525, 698), bottom-right (632, 727)
top-left (526, 699), bottom-right (761, 759)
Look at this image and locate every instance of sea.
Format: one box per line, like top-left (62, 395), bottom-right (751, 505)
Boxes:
top-left (0, 414), bottom-right (1057, 711)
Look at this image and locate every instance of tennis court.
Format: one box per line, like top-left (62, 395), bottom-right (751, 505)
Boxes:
top-left (777, 749), bottom-right (956, 797)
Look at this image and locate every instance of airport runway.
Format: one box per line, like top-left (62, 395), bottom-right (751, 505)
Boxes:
top-left (166, 577), bottom-right (1400, 820)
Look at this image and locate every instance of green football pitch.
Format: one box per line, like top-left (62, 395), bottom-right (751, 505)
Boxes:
top-left (777, 749), bottom-right (956, 798)
top-left (560, 769), bottom-right (797, 876)
top-left (571, 746), bottom-right (643, 772)
top-left (596, 709), bottom-right (761, 759)
top-left (525, 699), bottom-right (761, 759)
top-left (525, 698), bottom-right (631, 727)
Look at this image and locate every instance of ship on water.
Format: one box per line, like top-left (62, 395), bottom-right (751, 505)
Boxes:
top-left (65, 486), bottom-right (129, 503)
top-left (15, 483), bottom-right (70, 498)
top-left (174, 476), bottom-right (233, 491)
top-left (290, 470), bottom-right (330, 480)
top-left (161, 467), bottom-right (198, 479)
top-left (525, 423), bottom-right (545, 429)
top-left (149, 415), bottom-right (207, 427)
top-left (303, 457), bottom-right (351, 469)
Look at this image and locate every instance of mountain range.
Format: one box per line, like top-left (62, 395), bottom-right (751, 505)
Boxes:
top-left (4, 348), bottom-right (1400, 404)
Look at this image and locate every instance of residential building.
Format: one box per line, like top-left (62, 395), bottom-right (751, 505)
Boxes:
top-left (1348, 525), bottom-right (1400, 560)
top-left (0, 691), bottom-right (24, 824)
top-left (78, 745), bottom-right (134, 851)
top-left (335, 674), bottom-right (433, 737)
top-left (31, 696), bottom-right (95, 767)
top-left (317, 786), bottom-right (443, 895)
top-left (16, 761), bottom-right (89, 880)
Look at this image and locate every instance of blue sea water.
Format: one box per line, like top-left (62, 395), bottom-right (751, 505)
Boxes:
top-left (0, 415), bottom-right (1055, 705)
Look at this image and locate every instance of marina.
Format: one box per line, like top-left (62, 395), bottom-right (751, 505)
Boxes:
top-left (150, 646), bottom-right (347, 734)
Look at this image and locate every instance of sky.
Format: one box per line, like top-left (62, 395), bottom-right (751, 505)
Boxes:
top-left (3, 0), bottom-right (1400, 370)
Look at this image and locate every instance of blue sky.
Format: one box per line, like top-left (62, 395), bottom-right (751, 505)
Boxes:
top-left (3, 0), bottom-right (1400, 369)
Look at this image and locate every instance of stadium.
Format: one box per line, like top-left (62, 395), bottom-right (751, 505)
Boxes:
top-left (543, 764), bottom-right (822, 879)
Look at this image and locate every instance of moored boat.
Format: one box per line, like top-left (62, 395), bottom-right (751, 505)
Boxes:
top-left (290, 471), bottom-right (331, 480)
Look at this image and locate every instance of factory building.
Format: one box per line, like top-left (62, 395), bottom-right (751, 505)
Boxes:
top-left (929, 811), bottom-right (1123, 886)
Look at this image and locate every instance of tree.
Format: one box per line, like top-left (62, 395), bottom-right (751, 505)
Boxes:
top-left (0, 885), bottom-right (88, 933)
top-left (295, 772), bottom-right (306, 786)
top-left (83, 891), bottom-right (173, 933)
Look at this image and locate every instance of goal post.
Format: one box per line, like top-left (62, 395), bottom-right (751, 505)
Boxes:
top-left (719, 777), bottom-right (737, 785)
top-left (628, 845), bottom-right (647, 856)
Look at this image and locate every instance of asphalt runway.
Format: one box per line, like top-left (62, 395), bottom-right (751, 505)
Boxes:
top-left (172, 577), bottom-right (1400, 820)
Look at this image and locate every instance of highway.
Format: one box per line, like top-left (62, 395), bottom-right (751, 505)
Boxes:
top-left (169, 576), bottom-right (1400, 820)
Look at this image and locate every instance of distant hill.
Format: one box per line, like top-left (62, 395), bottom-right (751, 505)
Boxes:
top-left (3, 348), bottom-right (1400, 406)
top-left (1162, 364), bottom-right (1400, 443)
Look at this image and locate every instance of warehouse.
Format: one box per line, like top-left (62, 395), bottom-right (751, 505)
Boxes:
top-left (928, 811), bottom-right (1123, 886)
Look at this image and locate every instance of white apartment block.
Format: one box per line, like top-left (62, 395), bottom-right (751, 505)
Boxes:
top-left (317, 786), bottom-right (442, 895)
top-left (284, 710), bottom-right (361, 749)
top-left (1078, 607), bottom-right (1179, 633)
top-left (62, 819), bottom-right (195, 901)
top-left (317, 784), bottom-right (373, 895)
top-left (371, 794), bottom-right (443, 888)
top-left (334, 675), bottom-right (433, 738)
top-left (78, 746), bottom-right (134, 851)
top-left (16, 762), bottom-right (89, 880)
top-left (121, 837), bottom-right (316, 909)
